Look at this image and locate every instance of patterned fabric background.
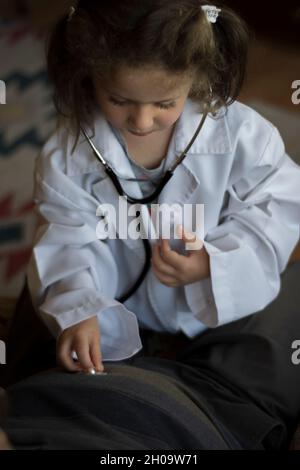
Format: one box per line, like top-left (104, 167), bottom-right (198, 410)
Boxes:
top-left (0, 20), bottom-right (56, 298)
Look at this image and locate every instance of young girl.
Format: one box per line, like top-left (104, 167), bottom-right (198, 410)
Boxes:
top-left (26, 0), bottom-right (300, 381)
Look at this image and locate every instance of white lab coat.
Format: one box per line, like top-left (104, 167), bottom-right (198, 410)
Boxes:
top-left (26, 98), bottom-right (300, 361)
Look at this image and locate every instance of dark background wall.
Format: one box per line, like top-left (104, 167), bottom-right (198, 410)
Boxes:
top-left (223, 0), bottom-right (300, 44)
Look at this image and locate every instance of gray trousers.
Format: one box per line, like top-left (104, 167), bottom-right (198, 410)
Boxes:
top-left (3, 261), bottom-right (300, 450)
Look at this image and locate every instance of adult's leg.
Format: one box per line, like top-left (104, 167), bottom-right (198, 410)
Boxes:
top-left (131, 262), bottom-right (300, 449)
top-left (4, 365), bottom-right (233, 450)
top-left (2, 284), bottom-right (231, 450)
top-left (0, 288), bottom-right (239, 450)
top-left (3, 264), bottom-right (300, 449)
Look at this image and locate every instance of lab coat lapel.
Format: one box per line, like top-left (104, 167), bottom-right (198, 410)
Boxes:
top-left (158, 99), bottom-right (232, 211)
top-left (158, 102), bottom-right (201, 207)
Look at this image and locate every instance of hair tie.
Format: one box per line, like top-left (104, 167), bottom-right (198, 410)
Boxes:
top-left (67, 6), bottom-right (76, 22)
top-left (201, 5), bottom-right (221, 23)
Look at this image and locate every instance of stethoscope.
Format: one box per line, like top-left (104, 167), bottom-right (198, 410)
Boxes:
top-left (80, 111), bottom-right (208, 303)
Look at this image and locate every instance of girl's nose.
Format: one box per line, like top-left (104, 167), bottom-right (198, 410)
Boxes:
top-left (128, 106), bottom-right (154, 132)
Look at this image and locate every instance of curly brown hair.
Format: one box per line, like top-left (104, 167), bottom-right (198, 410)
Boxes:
top-left (47, 0), bottom-right (249, 146)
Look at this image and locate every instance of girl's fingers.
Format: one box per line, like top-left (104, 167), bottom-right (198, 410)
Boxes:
top-left (57, 337), bottom-right (81, 372)
top-left (159, 239), bottom-right (188, 270)
top-left (152, 243), bottom-right (178, 276)
top-left (90, 338), bottom-right (104, 372)
top-left (74, 337), bottom-right (95, 371)
top-left (151, 263), bottom-right (179, 286)
top-left (178, 225), bottom-right (204, 251)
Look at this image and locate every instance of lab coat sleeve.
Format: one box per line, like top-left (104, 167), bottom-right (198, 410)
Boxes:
top-left (185, 125), bottom-right (300, 327)
top-left (26, 146), bottom-right (142, 361)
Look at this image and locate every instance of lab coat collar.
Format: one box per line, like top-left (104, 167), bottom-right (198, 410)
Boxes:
top-left (66, 98), bottom-right (232, 178)
top-left (174, 98), bottom-right (232, 156)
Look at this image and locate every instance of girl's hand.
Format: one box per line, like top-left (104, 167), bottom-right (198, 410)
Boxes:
top-left (57, 316), bottom-right (104, 373)
top-left (151, 225), bottom-right (210, 287)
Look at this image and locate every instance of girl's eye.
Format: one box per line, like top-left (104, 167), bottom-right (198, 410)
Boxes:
top-left (108, 97), bottom-right (175, 110)
top-left (158, 102), bottom-right (176, 110)
top-left (109, 97), bottom-right (127, 106)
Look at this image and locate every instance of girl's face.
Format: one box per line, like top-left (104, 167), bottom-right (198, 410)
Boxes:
top-left (94, 65), bottom-right (193, 138)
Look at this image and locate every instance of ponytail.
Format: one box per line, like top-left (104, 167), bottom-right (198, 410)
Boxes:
top-left (211, 5), bottom-right (249, 108)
